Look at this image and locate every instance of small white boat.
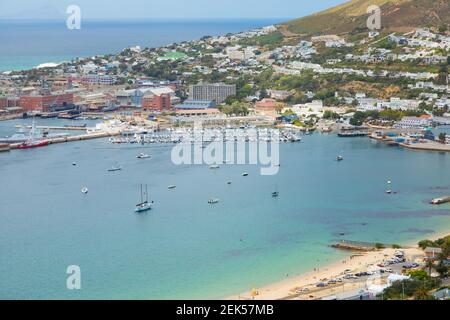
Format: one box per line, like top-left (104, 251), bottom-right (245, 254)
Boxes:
top-left (137, 153), bottom-right (151, 159)
top-left (227, 180), bottom-right (233, 185)
top-left (168, 185), bottom-right (176, 189)
top-left (81, 187), bottom-right (88, 194)
top-left (242, 172), bottom-right (249, 177)
top-left (208, 198), bottom-right (219, 204)
top-left (336, 156), bottom-right (344, 161)
top-left (108, 166), bottom-right (122, 172)
top-left (72, 162), bottom-right (77, 166)
top-left (386, 189), bottom-right (393, 194)
top-left (209, 164), bottom-right (220, 169)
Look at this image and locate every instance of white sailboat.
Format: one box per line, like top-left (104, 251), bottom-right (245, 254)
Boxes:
top-left (135, 184), bottom-right (153, 213)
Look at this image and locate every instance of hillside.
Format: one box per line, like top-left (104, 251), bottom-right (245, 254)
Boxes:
top-left (281, 0), bottom-right (450, 35)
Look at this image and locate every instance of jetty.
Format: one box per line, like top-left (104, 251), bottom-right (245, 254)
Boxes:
top-left (337, 131), bottom-right (368, 137)
top-left (332, 240), bottom-right (393, 251)
top-left (0, 143), bottom-right (10, 152)
top-left (8, 131), bottom-right (120, 150)
top-left (430, 196), bottom-right (450, 205)
top-left (15, 125), bottom-right (88, 131)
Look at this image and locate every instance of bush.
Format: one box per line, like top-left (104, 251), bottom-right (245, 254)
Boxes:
top-left (375, 243), bottom-right (385, 249)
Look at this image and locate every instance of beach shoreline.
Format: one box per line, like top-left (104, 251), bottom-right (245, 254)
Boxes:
top-left (225, 229), bottom-right (450, 300)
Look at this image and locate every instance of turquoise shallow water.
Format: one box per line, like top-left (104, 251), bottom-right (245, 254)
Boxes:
top-left (0, 119), bottom-right (449, 299)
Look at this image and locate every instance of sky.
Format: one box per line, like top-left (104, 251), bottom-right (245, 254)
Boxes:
top-left (0, 0), bottom-right (348, 20)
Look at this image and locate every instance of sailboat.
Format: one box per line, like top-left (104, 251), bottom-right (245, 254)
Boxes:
top-left (135, 184), bottom-right (153, 213)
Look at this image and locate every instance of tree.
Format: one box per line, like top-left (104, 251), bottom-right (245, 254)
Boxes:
top-left (438, 133), bottom-right (447, 144)
top-left (414, 287), bottom-right (434, 300)
top-left (425, 259), bottom-right (434, 276)
top-left (259, 88), bottom-right (269, 100)
top-left (275, 103), bottom-right (285, 115)
top-left (438, 24), bottom-right (448, 34)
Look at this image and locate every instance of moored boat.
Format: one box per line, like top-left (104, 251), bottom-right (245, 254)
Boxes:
top-left (135, 184), bottom-right (153, 213)
top-left (17, 140), bottom-right (49, 149)
top-left (208, 198), bottom-right (219, 204)
top-left (137, 153), bottom-right (151, 159)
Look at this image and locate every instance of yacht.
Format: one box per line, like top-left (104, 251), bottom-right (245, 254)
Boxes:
top-left (208, 198), bottom-right (219, 204)
top-left (135, 184), bottom-right (153, 213)
top-left (137, 153), bottom-right (151, 159)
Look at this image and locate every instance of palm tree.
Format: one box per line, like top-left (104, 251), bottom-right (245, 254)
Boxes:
top-left (425, 259), bottom-right (434, 276)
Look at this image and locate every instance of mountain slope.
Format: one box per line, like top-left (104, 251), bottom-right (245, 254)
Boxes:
top-left (282, 0), bottom-right (450, 35)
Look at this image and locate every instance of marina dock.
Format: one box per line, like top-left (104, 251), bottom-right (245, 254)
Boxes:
top-left (15, 125), bottom-right (88, 131)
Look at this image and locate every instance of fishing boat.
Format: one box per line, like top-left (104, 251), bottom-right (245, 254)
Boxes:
top-left (208, 198), bottom-right (219, 204)
top-left (135, 184), bottom-right (153, 213)
top-left (17, 140), bottom-right (49, 149)
top-left (137, 153), bottom-right (151, 159)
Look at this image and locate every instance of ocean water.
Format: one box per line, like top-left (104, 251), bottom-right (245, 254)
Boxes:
top-left (0, 19), bottom-right (280, 72)
top-left (0, 119), bottom-right (449, 299)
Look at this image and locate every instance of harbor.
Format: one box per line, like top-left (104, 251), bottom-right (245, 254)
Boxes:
top-left (0, 118), bottom-right (449, 299)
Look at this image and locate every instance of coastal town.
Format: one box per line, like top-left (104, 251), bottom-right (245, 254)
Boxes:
top-left (0, 23), bottom-right (449, 152)
top-left (0, 1), bottom-right (450, 303)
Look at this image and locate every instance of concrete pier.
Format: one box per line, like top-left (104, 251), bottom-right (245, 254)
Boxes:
top-left (431, 196), bottom-right (450, 205)
top-left (9, 131), bottom-right (119, 150)
top-left (15, 125), bottom-right (88, 131)
top-left (0, 143), bottom-right (10, 152)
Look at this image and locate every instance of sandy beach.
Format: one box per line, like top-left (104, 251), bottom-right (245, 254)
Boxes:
top-left (227, 247), bottom-right (426, 300)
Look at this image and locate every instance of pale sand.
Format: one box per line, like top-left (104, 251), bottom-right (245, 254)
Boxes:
top-left (226, 247), bottom-right (426, 300)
